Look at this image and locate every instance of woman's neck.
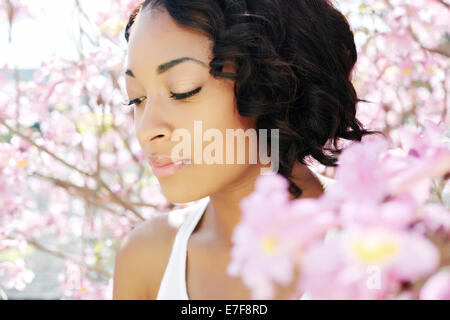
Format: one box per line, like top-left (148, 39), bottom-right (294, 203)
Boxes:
top-left (193, 161), bottom-right (325, 247)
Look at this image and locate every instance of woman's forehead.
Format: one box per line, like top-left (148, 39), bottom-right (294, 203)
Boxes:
top-left (127, 9), bottom-right (212, 76)
top-left (129, 8), bottom-right (209, 51)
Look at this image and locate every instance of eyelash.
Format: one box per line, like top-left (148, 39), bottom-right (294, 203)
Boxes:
top-left (122, 87), bottom-right (202, 109)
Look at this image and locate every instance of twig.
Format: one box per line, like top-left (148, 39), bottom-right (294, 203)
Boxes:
top-left (4, 236), bottom-right (111, 278)
top-left (26, 238), bottom-right (111, 278)
top-left (0, 119), bottom-right (93, 176)
top-left (435, 0), bottom-right (450, 10)
top-left (30, 171), bottom-right (162, 214)
top-left (0, 119), bottom-right (145, 221)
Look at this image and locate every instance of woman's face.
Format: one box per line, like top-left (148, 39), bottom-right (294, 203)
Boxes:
top-left (125, 7), bottom-right (259, 203)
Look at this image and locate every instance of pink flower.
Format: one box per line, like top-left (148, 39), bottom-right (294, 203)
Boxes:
top-left (385, 120), bottom-right (450, 200)
top-left (339, 194), bottom-right (418, 230)
top-left (226, 173), bottom-right (294, 299)
top-left (420, 203), bottom-right (450, 235)
top-left (298, 238), bottom-right (394, 299)
top-left (58, 260), bottom-right (111, 300)
top-left (419, 267), bottom-right (450, 300)
top-left (227, 173), bottom-right (338, 299)
top-left (328, 137), bottom-right (390, 205)
top-left (298, 226), bottom-right (440, 299)
top-left (0, 259), bottom-right (35, 291)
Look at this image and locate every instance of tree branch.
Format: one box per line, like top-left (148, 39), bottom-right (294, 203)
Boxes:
top-left (0, 119), bottom-right (145, 221)
top-left (5, 236), bottom-right (111, 278)
top-left (435, 0), bottom-right (450, 10)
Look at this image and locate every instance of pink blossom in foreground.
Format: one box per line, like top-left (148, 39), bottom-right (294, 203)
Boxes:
top-left (326, 121), bottom-right (450, 210)
top-left (419, 267), bottom-right (450, 300)
top-left (298, 237), bottom-right (393, 299)
top-left (298, 226), bottom-right (440, 299)
top-left (226, 173), bottom-right (294, 299)
top-left (229, 120), bottom-right (449, 300)
top-left (419, 203), bottom-right (450, 235)
top-left (383, 120), bottom-right (450, 200)
top-left (338, 193), bottom-right (418, 230)
top-left (227, 173), bottom-right (338, 299)
top-left (326, 137), bottom-right (390, 206)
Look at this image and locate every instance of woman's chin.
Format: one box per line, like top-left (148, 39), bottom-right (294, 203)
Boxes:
top-left (159, 186), bottom-right (208, 204)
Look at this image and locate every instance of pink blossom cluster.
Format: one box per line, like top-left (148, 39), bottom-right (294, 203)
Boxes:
top-left (228, 120), bottom-right (449, 299)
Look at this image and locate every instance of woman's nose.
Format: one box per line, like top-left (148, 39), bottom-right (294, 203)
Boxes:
top-left (135, 99), bottom-right (172, 146)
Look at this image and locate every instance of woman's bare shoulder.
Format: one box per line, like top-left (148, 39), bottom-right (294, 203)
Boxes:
top-left (113, 207), bottom-right (191, 299)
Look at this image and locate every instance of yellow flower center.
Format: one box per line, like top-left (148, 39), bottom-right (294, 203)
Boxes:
top-left (16, 160), bottom-right (27, 168)
top-left (262, 236), bottom-right (277, 255)
top-left (401, 68), bottom-right (413, 75)
top-left (351, 231), bottom-right (400, 265)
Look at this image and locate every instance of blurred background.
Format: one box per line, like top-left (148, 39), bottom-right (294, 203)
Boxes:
top-left (0, 0), bottom-right (448, 299)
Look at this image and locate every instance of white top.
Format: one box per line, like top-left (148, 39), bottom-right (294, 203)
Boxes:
top-left (156, 166), bottom-right (337, 300)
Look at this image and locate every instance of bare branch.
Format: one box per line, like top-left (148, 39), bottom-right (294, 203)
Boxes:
top-left (30, 171), bottom-right (162, 214)
top-left (435, 0), bottom-right (450, 10)
top-left (0, 119), bottom-right (145, 221)
top-left (407, 25), bottom-right (450, 58)
top-left (5, 235), bottom-right (111, 278)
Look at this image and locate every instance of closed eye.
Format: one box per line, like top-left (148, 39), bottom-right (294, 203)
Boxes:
top-left (122, 87), bottom-right (202, 110)
top-left (170, 87), bottom-right (202, 100)
top-left (123, 97), bottom-right (146, 107)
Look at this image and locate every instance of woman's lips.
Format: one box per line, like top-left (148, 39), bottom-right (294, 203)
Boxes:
top-left (149, 158), bottom-right (189, 178)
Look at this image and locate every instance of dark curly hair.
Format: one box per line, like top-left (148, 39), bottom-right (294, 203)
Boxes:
top-left (124, 0), bottom-right (383, 198)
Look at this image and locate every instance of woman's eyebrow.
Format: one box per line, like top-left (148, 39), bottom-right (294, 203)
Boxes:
top-left (125, 57), bottom-right (207, 78)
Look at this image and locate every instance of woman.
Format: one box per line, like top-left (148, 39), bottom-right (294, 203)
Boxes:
top-left (113, 0), bottom-right (380, 300)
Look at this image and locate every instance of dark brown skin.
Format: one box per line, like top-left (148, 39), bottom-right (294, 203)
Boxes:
top-left (113, 7), bottom-right (325, 300)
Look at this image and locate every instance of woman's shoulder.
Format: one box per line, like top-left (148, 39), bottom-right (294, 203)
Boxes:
top-left (124, 201), bottom-right (202, 244)
top-left (117, 203), bottom-right (201, 266)
top-left (113, 204), bottom-right (199, 299)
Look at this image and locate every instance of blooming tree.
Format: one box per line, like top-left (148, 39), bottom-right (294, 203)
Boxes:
top-left (0, 0), bottom-right (449, 299)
